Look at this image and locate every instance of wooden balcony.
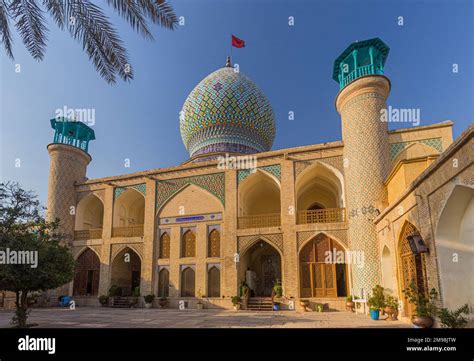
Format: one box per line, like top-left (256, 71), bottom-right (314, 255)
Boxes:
top-left (297, 208), bottom-right (346, 224)
top-left (112, 224), bottom-right (144, 237)
top-left (238, 213), bottom-right (281, 229)
top-left (74, 228), bottom-right (103, 240)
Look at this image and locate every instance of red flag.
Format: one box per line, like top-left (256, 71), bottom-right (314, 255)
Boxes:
top-left (232, 35), bottom-right (245, 48)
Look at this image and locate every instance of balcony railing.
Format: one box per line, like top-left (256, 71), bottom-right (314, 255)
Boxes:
top-left (297, 208), bottom-right (346, 224)
top-left (340, 64), bottom-right (384, 89)
top-left (238, 213), bottom-right (281, 229)
top-left (112, 224), bottom-right (144, 237)
top-left (74, 228), bottom-right (103, 240)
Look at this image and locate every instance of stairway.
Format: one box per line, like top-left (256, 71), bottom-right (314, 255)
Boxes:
top-left (246, 298), bottom-right (273, 311)
top-left (111, 297), bottom-right (132, 308)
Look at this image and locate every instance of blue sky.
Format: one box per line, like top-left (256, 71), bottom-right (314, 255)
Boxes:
top-left (1, 0), bottom-right (473, 205)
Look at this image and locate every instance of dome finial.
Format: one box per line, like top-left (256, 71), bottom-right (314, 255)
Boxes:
top-left (225, 56), bottom-right (232, 67)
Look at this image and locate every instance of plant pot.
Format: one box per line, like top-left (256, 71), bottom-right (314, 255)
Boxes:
top-left (346, 301), bottom-right (355, 311)
top-left (384, 306), bottom-right (398, 320)
top-left (197, 302), bottom-right (204, 310)
top-left (158, 299), bottom-right (168, 308)
top-left (369, 309), bottom-right (380, 320)
top-left (145, 303), bottom-right (152, 309)
top-left (273, 303), bottom-right (280, 311)
top-left (233, 304), bottom-right (241, 311)
top-left (316, 304), bottom-right (323, 312)
top-left (412, 316), bottom-right (433, 328)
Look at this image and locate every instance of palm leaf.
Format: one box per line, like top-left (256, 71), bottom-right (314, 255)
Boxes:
top-left (105, 0), bottom-right (154, 40)
top-left (138, 0), bottom-right (178, 30)
top-left (0, 0), bottom-right (14, 59)
top-left (9, 0), bottom-right (48, 60)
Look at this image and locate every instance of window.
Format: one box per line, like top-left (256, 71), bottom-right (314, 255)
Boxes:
top-left (181, 267), bottom-right (195, 297)
top-left (208, 229), bottom-right (220, 257)
top-left (159, 232), bottom-right (170, 259)
top-left (182, 230), bottom-right (196, 258)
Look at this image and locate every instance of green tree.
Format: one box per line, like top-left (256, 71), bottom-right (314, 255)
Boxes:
top-left (0, 0), bottom-right (178, 84)
top-left (0, 182), bottom-right (75, 327)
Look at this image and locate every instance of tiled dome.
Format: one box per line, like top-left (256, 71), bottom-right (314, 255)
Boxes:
top-left (180, 58), bottom-right (275, 158)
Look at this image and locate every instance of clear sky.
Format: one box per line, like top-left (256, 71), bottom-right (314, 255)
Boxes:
top-left (1, 0), bottom-right (473, 205)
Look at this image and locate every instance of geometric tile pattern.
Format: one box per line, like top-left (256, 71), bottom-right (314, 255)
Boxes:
top-left (340, 89), bottom-right (390, 295)
top-left (237, 233), bottom-right (284, 255)
top-left (180, 66), bottom-right (275, 157)
top-left (389, 138), bottom-right (443, 160)
top-left (294, 156), bottom-right (344, 177)
top-left (296, 230), bottom-right (348, 250)
top-left (114, 183), bottom-right (146, 199)
top-left (111, 243), bottom-right (144, 262)
top-left (156, 173), bottom-right (225, 211)
top-left (237, 164), bottom-right (281, 184)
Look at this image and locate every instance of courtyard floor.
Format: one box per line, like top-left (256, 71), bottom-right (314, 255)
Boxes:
top-left (0, 307), bottom-right (411, 328)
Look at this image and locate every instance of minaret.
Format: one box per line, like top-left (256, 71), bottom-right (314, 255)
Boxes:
top-left (46, 117), bottom-right (95, 242)
top-left (333, 38), bottom-right (391, 295)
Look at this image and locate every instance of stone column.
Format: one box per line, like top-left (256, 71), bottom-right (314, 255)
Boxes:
top-left (98, 185), bottom-right (114, 296)
top-left (141, 178), bottom-right (157, 295)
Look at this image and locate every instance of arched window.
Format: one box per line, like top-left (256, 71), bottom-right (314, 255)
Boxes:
top-left (299, 234), bottom-right (348, 298)
top-left (159, 232), bottom-right (170, 259)
top-left (181, 267), bottom-right (195, 297)
top-left (158, 268), bottom-right (169, 297)
top-left (181, 230), bottom-right (196, 258)
top-left (208, 266), bottom-right (221, 297)
top-left (208, 229), bottom-right (220, 257)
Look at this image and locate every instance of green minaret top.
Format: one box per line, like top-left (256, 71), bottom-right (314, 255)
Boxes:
top-left (50, 117), bottom-right (95, 153)
top-left (333, 37), bottom-right (390, 89)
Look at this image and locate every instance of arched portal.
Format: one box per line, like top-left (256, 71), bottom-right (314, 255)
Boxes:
top-left (113, 189), bottom-right (145, 237)
top-left (299, 233), bottom-right (348, 298)
top-left (73, 248), bottom-right (100, 296)
top-left (398, 222), bottom-right (427, 316)
top-left (295, 162), bottom-right (345, 224)
top-left (239, 240), bottom-right (282, 297)
top-left (436, 185), bottom-right (474, 311)
top-left (238, 171), bottom-right (281, 228)
top-left (110, 248), bottom-right (141, 296)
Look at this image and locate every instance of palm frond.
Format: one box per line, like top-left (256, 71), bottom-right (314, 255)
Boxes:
top-left (65, 0), bottom-right (133, 84)
top-left (42, 0), bottom-right (66, 29)
top-left (138, 0), bottom-right (178, 30)
top-left (106, 0), bottom-right (154, 40)
top-left (0, 0), bottom-right (14, 59)
top-left (9, 0), bottom-right (48, 60)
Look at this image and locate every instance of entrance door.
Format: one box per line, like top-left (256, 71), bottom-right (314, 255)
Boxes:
top-left (131, 270), bottom-right (141, 293)
top-left (261, 255), bottom-right (278, 296)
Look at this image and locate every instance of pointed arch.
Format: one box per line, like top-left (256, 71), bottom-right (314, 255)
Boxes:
top-left (112, 188), bottom-right (145, 236)
top-left (159, 231), bottom-right (171, 259)
top-left (435, 184), bottom-right (474, 311)
top-left (75, 193), bottom-right (104, 235)
top-left (238, 170), bottom-right (281, 218)
top-left (181, 229), bottom-right (196, 258)
top-left (73, 247), bottom-right (100, 296)
top-left (157, 183), bottom-right (224, 217)
top-left (207, 265), bottom-right (221, 297)
top-left (110, 247), bottom-right (142, 296)
top-left (398, 221), bottom-right (428, 316)
top-left (158, 268), bottom-right (170, 297)
top-left (295, 160), bottom-right (345, 210)
top-left (181, 266), bottom-right (196, 297)
top-left (381, 245), bottom-right (395, 294)
top-left (299, 233), bottom-right (349, 298)
top-left (392, 142), bottom-right (439, 165)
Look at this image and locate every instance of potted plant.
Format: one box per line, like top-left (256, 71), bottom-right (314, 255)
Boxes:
top-left (131, 286), bottom-right (140, 308)
top-left (384, 295), bottom-right (399, 320)
top-left (144, 294), bottom-right (155, 309)
top-left (158, 297), bottom-right (168, 308)
top-left (438, 304), bottom-right (469, 328)
top-left (402, 280), bottom-right (438, 328)
top-left (272, 281), bottom-right (283, 311)
top-left (315, 303), bottom-right (323, 312)
top-left (346, 295), bottom-right (355, 312)
top-left (98, 295), bottom-right (109, 307)
top-left (231, 296), bottom-right (241, 310)
top-left (368, 285), bottom-right (386, 320)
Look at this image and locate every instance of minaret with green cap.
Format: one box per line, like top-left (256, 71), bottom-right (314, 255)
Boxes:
top-left (46, 117), bottom-right (95, 241)
top-left (334, 38), bottom-right (391, 296)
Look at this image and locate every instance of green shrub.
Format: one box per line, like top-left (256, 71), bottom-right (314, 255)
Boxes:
top-left (144, 294), bottom-right (155, 304)
top-left (438, 304), bottom-right (469, 328)
top-left (231, 296), bottom-right (241, 305)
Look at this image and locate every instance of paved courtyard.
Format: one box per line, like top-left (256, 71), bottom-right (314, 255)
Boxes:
top-left (0, 307), bottom-right (411, 328)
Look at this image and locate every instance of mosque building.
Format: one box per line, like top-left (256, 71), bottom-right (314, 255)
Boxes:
top-left (43, 38), bottom-right (473, 317)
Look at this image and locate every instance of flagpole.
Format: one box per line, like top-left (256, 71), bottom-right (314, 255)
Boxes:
top-left (230, 34), bottom-right (233, 65)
